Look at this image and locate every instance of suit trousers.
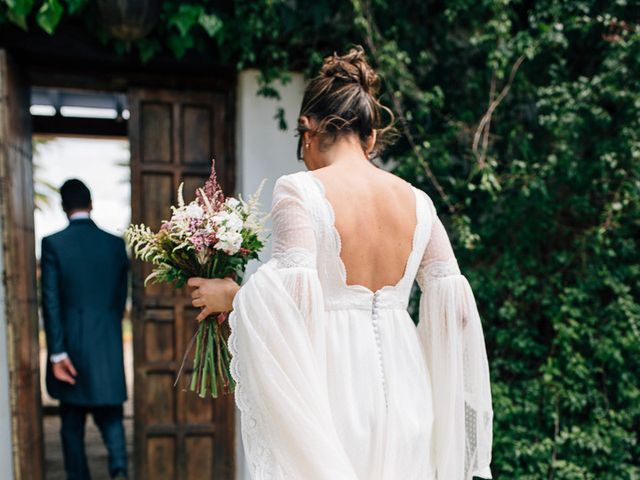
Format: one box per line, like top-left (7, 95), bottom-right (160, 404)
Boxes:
top-left (59, 402), bottom-right (127, 480)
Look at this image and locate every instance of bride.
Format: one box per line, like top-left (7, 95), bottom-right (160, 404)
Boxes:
top-left (188, 45), bottom-right (493, 480)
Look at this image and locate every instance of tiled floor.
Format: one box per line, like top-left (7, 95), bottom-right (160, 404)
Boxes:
top-left (44, 415), bottom-right (134, 480)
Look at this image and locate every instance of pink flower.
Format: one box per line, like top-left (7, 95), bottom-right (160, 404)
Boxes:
top-left (196, 159), bottom-right (225, 209)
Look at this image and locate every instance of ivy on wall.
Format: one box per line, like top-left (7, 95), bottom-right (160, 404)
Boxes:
top-left (2, 0), bottom-right (639, 477)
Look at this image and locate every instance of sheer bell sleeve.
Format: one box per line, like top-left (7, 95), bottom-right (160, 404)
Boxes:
top-left (416, 195), bottom-right (494, 480)
top-left (228, 175), bottom-right (358, 480)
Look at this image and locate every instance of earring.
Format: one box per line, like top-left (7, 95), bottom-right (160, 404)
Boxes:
top-left (305, 142), bottom-right (310, 148)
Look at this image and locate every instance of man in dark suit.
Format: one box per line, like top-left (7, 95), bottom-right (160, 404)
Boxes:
top-left (41, 179), bottom-right (129, 480)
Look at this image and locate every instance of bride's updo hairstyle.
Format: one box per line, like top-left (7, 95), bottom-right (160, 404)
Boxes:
top-left (296, 45), bottom-right (396, 159)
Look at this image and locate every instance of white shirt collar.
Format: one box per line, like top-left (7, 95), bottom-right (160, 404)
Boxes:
top-left (69, 211), bottom-right (91, 221)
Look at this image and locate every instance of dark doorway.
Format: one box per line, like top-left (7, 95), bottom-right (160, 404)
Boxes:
top-left (33, 130), bottom-right (133, 479)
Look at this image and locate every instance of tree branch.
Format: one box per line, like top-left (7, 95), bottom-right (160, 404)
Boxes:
top-left (472, 53), bottom-right (527, 169)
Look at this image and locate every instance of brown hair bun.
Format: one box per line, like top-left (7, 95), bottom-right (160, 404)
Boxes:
top-left (320, 46), bottom-right (380, 96)
top-left (297, 44), bottom-right (396, 159)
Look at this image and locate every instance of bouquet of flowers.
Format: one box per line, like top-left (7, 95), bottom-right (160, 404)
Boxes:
top-left (125, 161), bottom-right (267, 398)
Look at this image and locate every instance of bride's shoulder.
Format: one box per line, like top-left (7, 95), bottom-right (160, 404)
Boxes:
top-left (407, 181), bottom-right (432, 201)
top-left (273, 171), bottom-right (315, 196)
top-left (275, 170), bottom-right (309, 186)
top-left (381, 171), bottom-right (430, 199)
top-left (271, 171), bottom-right (316, 207)
top-left (393, 175), bottom-right (437, 213)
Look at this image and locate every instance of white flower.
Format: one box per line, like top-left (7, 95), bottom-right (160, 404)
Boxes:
top-left (185, 202), bottom-right (204, 219)
top-left (171, 206), bottom-right (189, 222)
top-left (244, 212), bottom-right (262, 233)
top-left (214, 230), bottom-right (243, 255)
top-left (212, 210), bottom-right (243, 233)
top-left (226, 212), bottom-right (243, 232)
top-left (225, 197), bottom-right (240, 209)
top-left (211, 211), bottom-right (230, 227)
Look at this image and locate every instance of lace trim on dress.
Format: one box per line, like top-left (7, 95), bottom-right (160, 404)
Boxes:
top-left (228, 311), bottom-right (284, 479)
top-left (416, 259), bottom-right (461, 289)
top-left (272, 246), bottom-right (315, 269)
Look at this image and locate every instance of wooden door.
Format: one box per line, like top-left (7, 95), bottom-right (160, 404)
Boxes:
top-left (0, 50), bottom-right (44, 479)
top-left (129, 88), bottom-right (236, 480)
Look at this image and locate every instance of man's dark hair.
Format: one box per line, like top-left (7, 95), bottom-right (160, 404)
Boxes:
top-left (60, 179), bottom-right (92, 211)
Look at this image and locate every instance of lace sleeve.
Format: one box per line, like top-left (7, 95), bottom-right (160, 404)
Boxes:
top-left (416, 196), bottom-right (494, 480)
top-left (270, 175), bottom-right (316, 270)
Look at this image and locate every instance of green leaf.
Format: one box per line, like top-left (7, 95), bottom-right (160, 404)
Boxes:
top-left (168, 4), bottom-right (204, 37)
top-left (198, 12), bottom-right (222, 38)
top-left (7, 11), bottom-right (28, 29)
top-left (6, 0), bottom-right (35, 29)
top-left (167, 32), bottom-right (195, 59)
top-left (137, 38), bottom-right (161, 63)
top-left (7, 0), bottom-right (35, 16)
top-left (273, 107), bottom-right (288, 130)
top-left (36, 0), bottom-right (63, 34)
top-left (63, 0), bottom-right (86, 15)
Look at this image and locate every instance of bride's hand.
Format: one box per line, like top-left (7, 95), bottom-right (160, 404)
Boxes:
top-left (187, 277), bottom-right (240, 322)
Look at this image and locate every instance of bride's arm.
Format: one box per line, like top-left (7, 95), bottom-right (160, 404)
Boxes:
top-left (416, 192), bottom-right (493, 480)
top-left (187, 277), bottom-right (240, 321)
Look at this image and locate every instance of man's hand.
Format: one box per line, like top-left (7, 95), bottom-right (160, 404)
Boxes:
top-left (187, 277), bottom-right (240, 322)
top-left (52, 358), bottom-right (77, 385)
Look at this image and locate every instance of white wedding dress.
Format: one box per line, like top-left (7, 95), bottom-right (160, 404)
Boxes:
top-left (228, 171), bottom-right (493, 480)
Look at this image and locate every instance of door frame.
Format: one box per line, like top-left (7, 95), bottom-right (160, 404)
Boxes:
top-left (0, 48), bottom-right (43, 480)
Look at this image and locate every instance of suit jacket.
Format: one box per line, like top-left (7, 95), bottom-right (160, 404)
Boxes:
top-left (41, 218), bottom-right (129, 406)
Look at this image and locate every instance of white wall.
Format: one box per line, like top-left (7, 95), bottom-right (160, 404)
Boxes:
top-left (0, 208), bottom-right (15, 479)
top-left (233, 69), bottom-right (305, 480)
top-left (236, 69), bottom-right (306, 267)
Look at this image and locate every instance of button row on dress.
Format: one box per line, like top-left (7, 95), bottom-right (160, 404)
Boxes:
top-left (371, 291), bottom-right (388, 409)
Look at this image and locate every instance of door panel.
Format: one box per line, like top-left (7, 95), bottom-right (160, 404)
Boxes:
top-left (129, 88), bottom-right (236, 480)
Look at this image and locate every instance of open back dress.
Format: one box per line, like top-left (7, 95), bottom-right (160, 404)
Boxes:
top-left (228, 171), bottom-right (493, 480)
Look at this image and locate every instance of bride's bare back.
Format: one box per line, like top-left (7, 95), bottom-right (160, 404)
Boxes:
top-left (311, 164), bottom-right (417, 293)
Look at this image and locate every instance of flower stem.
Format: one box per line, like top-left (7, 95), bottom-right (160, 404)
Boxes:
top-left (190, 325), bottom-right (203, 392)
top-left (209, 323), bottom-right (218, 398)
top-left (199, 322), bottom-right (210, 398)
